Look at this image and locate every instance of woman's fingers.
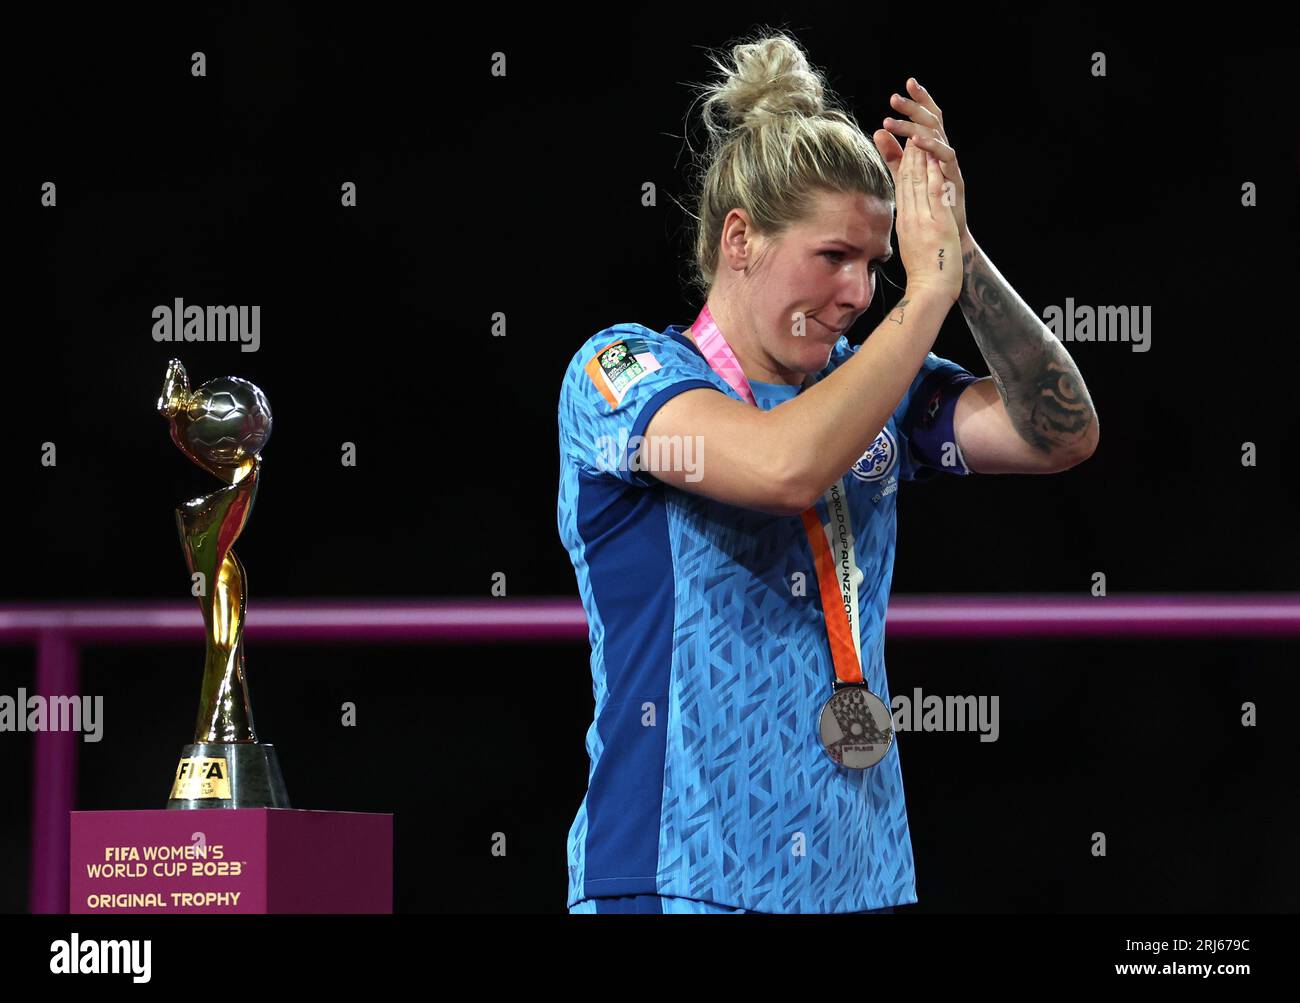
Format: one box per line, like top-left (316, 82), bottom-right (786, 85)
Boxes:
top-left (926, 150), bottom-right (944, 218)
top-left (889, 91), bottom-right (942, 134)
top-left (911, 132), bottom-right (952, 156)
top-left (882, 116), bottom-right (943, 145)
top-left (906, 77), bottom-right (944, 129)
top-left (899, 139), bottom-right (918, 223)
top-left (910, 141), bottom-right (927, 220)
top-left (895, 139), bottom-right (907, 221)
top-left (911, 133), bottom-right (957, 178)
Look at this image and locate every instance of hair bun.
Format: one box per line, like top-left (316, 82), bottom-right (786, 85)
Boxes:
top-left (706, 32), bottom-right (826, 131)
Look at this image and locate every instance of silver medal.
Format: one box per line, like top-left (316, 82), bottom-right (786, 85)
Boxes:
top-left (819, 684), bottom-right (893, 769)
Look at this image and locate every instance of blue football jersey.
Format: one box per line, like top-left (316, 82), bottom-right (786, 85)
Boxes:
top-left (556, 320), bottom-right (977, 913)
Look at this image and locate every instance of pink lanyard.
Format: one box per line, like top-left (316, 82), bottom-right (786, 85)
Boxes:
top-left (686, 304), bottom-right (865, 686)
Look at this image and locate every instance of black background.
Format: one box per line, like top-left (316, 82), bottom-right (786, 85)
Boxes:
top-left (4, 7), bottom-right (1297, 913)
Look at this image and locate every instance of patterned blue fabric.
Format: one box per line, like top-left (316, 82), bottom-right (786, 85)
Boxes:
top-left (557, 321), bottom-right (975, 913)
top-left (569, 894), bottom-right (895, 914)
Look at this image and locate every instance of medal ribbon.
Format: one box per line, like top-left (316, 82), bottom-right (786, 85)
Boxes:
top-left (688, 304), bottom-right (865, 686)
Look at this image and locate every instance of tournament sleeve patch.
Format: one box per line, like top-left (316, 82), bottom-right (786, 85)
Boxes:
top-left (582, 337), bottom-right (663, 407)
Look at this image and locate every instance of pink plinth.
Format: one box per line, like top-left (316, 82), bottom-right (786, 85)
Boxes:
top-left (69, 809), bottom-right (392, 914)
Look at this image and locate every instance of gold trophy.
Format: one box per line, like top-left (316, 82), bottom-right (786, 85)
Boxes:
top-left (157, 359), bottom-right (289, 809)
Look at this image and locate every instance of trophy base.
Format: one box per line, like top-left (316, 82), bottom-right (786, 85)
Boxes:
top-left (166, 742), bottom-right (291, 809)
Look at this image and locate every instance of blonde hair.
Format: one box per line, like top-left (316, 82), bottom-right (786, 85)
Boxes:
top-left (682, 28), bottom-right (894, 301)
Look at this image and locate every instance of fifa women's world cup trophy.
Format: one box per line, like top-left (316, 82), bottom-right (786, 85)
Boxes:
top-left (157, 359), bottom-right (289, 809)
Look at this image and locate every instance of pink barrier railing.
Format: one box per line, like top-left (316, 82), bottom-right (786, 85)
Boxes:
top-left (3, 594), bottom-right (1298, 914)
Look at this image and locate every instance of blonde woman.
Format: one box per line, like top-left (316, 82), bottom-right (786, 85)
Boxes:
top-left (557, 30), bottom-right (1097, 915)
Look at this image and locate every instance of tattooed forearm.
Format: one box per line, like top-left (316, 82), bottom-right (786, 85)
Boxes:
top-left (888, 297), bottom-right (911, 325)
top-left (959, 242), bottom-right (1097, 455)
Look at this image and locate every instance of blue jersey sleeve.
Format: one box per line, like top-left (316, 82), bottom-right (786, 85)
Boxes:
top-left (558, 324), bottom-right (730, 487)
top-left (893, 351), bottom-right (980, 481)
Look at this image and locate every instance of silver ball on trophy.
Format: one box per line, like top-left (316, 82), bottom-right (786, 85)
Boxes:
top-left (158, 361), bottom-right (272, 475)
top-left (182, 377), bottom-right (273, 468)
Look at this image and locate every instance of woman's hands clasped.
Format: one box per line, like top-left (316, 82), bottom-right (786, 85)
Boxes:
top-left (892, 138), bottom-right (963, 305)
